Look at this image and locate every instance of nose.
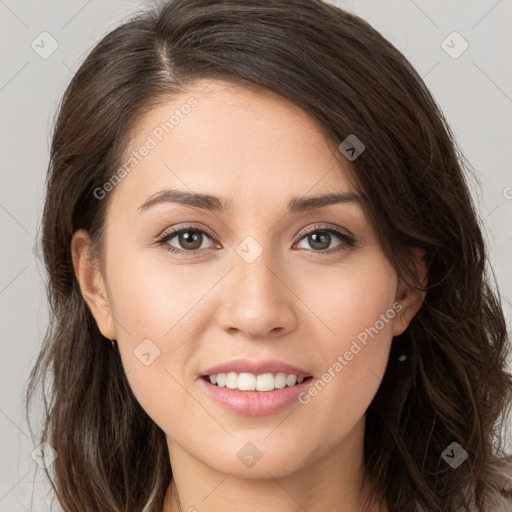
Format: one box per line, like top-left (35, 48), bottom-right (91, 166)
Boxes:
top-left (216, 247), bottom-right (298, 339)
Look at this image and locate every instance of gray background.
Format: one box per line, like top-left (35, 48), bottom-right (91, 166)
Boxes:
top-left (1, 0), bottom-right (511, 510)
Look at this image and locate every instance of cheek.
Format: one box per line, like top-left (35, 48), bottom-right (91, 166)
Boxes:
top-left (106, 240), bottom-right (213, 342)
top-left (293, 252), bottom-right (397, 431)
top-left (296, 249), bottom-right (397, 350)
top-left (104, 244), bottom-right (221, 426)
top-left (97, 225), bottom-right (238, 465)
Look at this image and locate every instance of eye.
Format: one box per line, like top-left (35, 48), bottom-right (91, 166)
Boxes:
top-left (295, 224), bottom-right (355, 254)
top-left (157, 225), bottom-right (218, 256)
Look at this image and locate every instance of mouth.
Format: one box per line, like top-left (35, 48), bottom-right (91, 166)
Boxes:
top-left (201, 372), bottom-right (314, 392)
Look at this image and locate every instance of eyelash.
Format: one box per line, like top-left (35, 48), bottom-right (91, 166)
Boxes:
top-left (156, 223), bottom-right (356, 258)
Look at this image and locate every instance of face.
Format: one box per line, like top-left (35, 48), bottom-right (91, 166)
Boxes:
top-left (72, 79), bottom-right (423, 480)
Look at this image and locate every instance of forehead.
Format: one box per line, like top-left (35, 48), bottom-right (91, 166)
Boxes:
top-left (110, 79), bottom-right (358, 215)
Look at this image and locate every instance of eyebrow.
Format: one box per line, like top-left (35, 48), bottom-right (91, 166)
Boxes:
top-left (137, 188), bottom-right (361, 214)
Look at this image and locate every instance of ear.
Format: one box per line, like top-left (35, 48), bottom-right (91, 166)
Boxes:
top-left (392, 247), bottom-right (428, 337)
top-left (71, 229), bottom-right (117, 340)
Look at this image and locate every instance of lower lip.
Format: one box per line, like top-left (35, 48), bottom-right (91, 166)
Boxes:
top-left (197, 377), bottom-right (313, 416)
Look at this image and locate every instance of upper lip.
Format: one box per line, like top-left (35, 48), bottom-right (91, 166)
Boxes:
top-left (200, 358), bottom-right (312, 378)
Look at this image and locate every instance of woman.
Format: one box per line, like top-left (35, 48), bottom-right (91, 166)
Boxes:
top-left (25, 0), bottom-right (512, 511)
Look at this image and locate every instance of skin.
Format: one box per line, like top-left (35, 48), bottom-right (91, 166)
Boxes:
top-left (72, 79), bottom-right (426, 512)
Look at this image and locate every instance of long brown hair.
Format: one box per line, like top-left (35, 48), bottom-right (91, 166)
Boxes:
top-left (25, 1), bottom-right (512, 510)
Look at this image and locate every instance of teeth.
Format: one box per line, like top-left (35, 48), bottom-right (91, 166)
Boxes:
top-left (206, 372), bottom-right (308, 391)
top-left (286, 374), bottom-right (297, 386)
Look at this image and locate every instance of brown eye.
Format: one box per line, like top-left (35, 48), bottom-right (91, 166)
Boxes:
top-left (307, 231), bottom-right (333, 251)
top-left (158, 226), bottom-right (217, 255)
top-left (296, 226), bottom-right (354, 253)
top-left (173, 230), bottom-right (205, 251)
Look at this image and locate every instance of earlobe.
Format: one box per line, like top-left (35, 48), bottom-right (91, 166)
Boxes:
top-left (392, 248), bottom-right (428, 337)
top-left (71, 229), bottom-right (117, 340)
